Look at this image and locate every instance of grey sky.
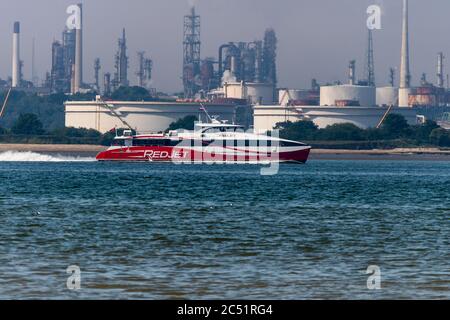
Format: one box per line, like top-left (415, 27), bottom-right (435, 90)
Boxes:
top-left (0, 0), bottom-right (448, 92)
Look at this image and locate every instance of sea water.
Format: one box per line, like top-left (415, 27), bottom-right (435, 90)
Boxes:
top-left (0, 152), bottom-right (448, 299)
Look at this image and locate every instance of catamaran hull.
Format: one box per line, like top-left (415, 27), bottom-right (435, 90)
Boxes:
top-left (96, 146), bottom-right (311, 164)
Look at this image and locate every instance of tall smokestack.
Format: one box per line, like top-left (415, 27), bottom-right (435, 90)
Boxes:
top-left (349, 60), bottom-right (356, 85)
top-left (12, 22), bottom-right (21, 88)
top-left (437, 52), bottom-right (444, 88)
top-left (400, 0), bottom-right (410, 88)
top-left (74, 3), bottom-right (83, 93)
top-left (399, 0), bottom-right (411, 107)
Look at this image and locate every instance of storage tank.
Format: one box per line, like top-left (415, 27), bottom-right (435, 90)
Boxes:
top-left (320, 85), bottom-right (376, 107)
top-left (278, 89), bottom-right (320, 106)
top-left (279, 89), bottom-right (307, 104)
top-left (224, 81), bottom-right (274, 105)
top-left (376, 87), bottom-right (399, 107)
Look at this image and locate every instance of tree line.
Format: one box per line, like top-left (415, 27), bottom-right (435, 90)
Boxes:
top-left (275, 114), bottom-right (450, 147)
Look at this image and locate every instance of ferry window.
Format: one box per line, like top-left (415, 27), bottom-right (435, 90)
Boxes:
top-left (169, 140), bottom-right (182, 147)
top-left (245, 140), bottom-right (260, 147)
top-left (112, 139), bottom-right (126, 147)
top-left (204, 128), bottom-right (219, 134)
top-left (280, 141), bottom-right (302, 147)
top-left (234, 140), bottom-right (245, 147)
top-left (133, 139), bottom-right (168, 146)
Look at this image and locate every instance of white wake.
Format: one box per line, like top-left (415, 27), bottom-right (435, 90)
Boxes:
top-left (0, 151), bottom-right (96, 162)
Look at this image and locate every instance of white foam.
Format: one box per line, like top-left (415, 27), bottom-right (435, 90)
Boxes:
top-left (0, 151), bottom-right (95, 162)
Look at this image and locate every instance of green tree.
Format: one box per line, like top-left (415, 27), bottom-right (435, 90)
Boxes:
top-left (411, 120), bottom-right (439, 142)
top-left (381, 114), bottom-right (410, 139)
top-left (167, 115), bottom-right (198, 131)
top-left (110, 86), bottom-right (153, 101)
top-left (100, 131), bottom-right (117, 146)
top-left (319, 123), bottom-right (366, 141)
top-left (275, 120), bottom-right (319, 141)
top-left (429, 128), bottom-right (450, 147)
top-left (364, 127), bottom-right (384, 141)
top-left (52, 127), bottom-right (101, 139)
top-left (11, 114), bottom-right (45, 135)
top-left (0, 126), bottom-right (6, 135)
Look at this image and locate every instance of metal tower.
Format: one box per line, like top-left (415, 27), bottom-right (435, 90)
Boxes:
top-left (262, 28), bottom-right (278, 86)
top-left (365, 29), bottom-right (375, 86)
top-left (94, 58), bottom-right (101, 91)
top-left (144, 58), bottom-right (153, 88)
top-left (183, 6), bottom-right (201, 98)
top-left (136, 51), bottom-right (153, 88)
top-left (137, 51), bottom-right (145, 87)
top-left (115, 28), bottom-right (129, 89)
top-left (348, 60), bottom-right (356, 85)
top-left (400, 0), bottom-right (410, 88)
top-left (437, 52), bottom-right (444, 88)
top-left (32, 38), bottom-right (38, 86)
top-left (389, 68), bottom-right (395, 87)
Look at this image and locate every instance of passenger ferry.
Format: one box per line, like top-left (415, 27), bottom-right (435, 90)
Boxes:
top-left (96, 119), bottom-right (311, 164)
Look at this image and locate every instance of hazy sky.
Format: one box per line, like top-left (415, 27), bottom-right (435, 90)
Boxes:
top-left (0, 0), bottom-right (448, 92)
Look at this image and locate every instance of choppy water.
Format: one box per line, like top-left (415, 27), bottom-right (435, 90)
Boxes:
top-left (0, 154), bottom-right (449, 299)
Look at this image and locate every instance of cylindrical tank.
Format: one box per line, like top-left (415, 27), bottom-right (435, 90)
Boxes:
top-left (245, 83), bottom-right (274, 105)
top-left (224, 82), bottom-right (274, 105)
top-left (376, 87), bottom-right (399, 107)
top-left (398, 88), bottom-right (412, 107)
top-left (320, 85), bottom-right (376, 107)
top-left (278, 89), bottom-right (309, 104)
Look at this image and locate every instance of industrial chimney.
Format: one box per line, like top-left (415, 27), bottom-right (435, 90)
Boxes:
top-left (348, 60), bottom-right (356, 85)
top-left (12, 22), bottom-right (21, 88)
top-left (437, 52), bottom-right (444, 88)
top-left (73, 3), bottom-right (83, 93)
top-left (399, 0), bottom-right (411, 107)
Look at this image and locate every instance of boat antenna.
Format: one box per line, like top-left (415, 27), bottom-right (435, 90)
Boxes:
top-left (199, 103), bottom-right (213, 122)
top-left (97, 98), bottom-right (134, 131)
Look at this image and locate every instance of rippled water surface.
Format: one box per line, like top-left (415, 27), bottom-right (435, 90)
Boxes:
top-left (0, 159), bottom-right (449, 299)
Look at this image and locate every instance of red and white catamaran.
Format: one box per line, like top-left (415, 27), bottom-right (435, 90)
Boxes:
top-left (96, 106), bottom-right (311, 163)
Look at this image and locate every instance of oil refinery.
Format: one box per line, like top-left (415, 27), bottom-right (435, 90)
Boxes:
top-left (1, 1), bottom-right (450, 133)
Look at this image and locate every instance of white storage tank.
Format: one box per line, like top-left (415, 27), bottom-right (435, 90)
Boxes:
top-left (224, 81), bottom-right (274, 105)
top-left (376, 87), bottom-right (399, 107)
top-left (320, 85), bottom-right (376, 107)
top-left (278, 89), bottom-right (310, 105)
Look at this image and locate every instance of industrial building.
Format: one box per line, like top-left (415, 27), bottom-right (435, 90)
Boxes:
top-left (113, 28), bottom-right (129, 90)
top-left (254, 105), bottom-right (418, 130)
top-left (253, 0), bottom-right (450, 132)
top-left (208, 81), bottom-right (275, 105)
top-left (65, 98), bottom-right (238, 133)
top-left (1, 1), bottom-right (449, 135)
top-left (320, 85), bottom-right (376, 107)
top-left (49, 3), bottom-right (83, 94)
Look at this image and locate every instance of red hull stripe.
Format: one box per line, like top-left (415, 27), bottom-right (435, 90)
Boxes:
top-left (96, 146), bottom-right (311, 164)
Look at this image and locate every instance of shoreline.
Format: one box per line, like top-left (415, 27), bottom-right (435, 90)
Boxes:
top-left (310, 147), bottom-right (450, 160)
top-left (0, 143), bottom-right (449, 160)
